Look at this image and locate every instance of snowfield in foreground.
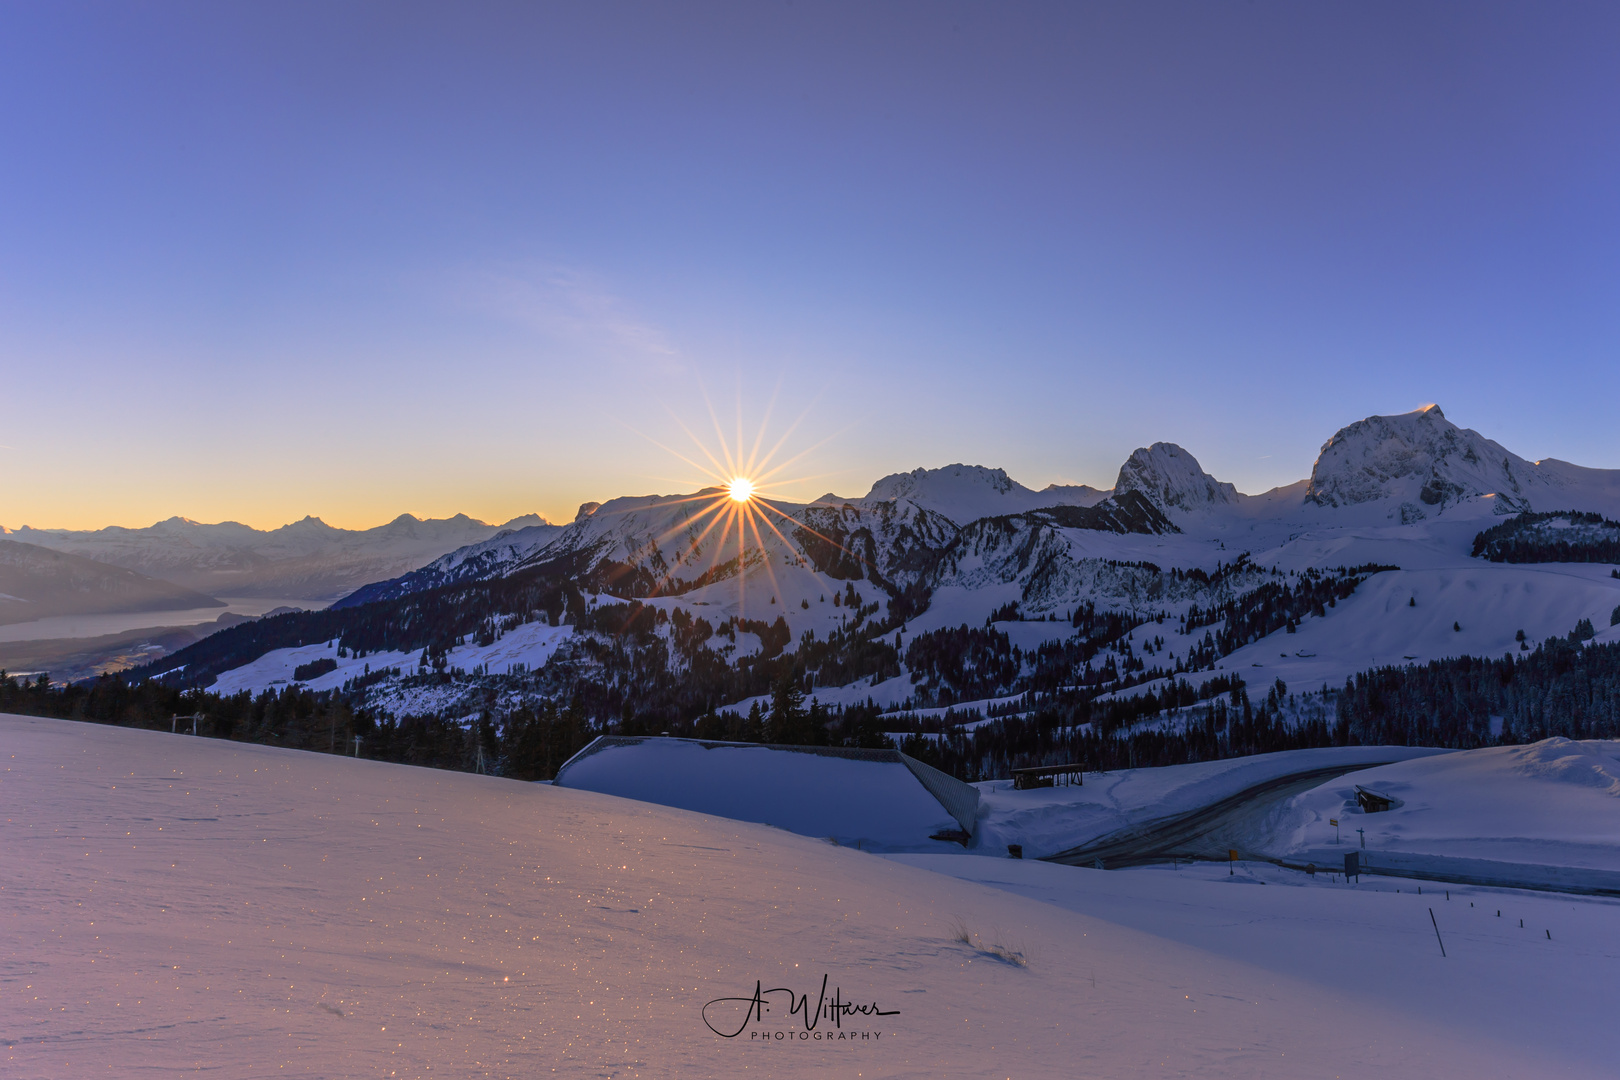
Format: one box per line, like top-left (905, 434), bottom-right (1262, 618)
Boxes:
top-left (4, 715), bottom-right (1617, 1078)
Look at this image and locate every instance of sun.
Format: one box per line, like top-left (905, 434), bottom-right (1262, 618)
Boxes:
top-left (626, 383), bottom-right (859, 605)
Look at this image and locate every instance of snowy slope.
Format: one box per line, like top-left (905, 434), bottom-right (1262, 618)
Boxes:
top-left (4, 713), bottom-right (1609, 1078)
top-left (1269, 738), bottom-right (1620, 874)
top-left (892, 852), bottom-right (1620, 1076)
top-left (208, 620), bottom-right (574, 695)
top-left (860, 464), bottom-right (1108, 524)
top-left (1134, 562), bottom-right (1620, 704)
top-left (333, 521), bottom-right (566, 607)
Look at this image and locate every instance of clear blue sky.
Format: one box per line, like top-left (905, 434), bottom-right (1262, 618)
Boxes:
top-left (3, 2), bottom-right (1617, 529)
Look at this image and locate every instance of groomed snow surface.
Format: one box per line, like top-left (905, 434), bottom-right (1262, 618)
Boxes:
top-left (4, 714), bottom-right (1618, 1078)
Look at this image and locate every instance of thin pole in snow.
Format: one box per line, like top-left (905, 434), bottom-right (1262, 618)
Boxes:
top-left (1429, 908), bottom-right (1446, 957)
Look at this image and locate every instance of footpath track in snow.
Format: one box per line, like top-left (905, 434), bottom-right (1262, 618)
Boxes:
top-left (1044, 761), bottom-right (1395, 869)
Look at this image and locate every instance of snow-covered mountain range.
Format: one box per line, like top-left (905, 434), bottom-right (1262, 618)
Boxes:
top-left (338, 404), bottom-right (1620, 615)
top-left (142, 405), bottom-right (1620, 728)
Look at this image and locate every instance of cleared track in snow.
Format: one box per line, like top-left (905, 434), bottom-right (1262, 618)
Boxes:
top-left (1042, 761), bottom-right (1393, 869)
top-left (1044, 758), bottom-right (1620, 897)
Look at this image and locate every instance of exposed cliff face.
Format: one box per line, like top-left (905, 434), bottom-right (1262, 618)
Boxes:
top-left (1113, 443), bottom-right (1239, 514)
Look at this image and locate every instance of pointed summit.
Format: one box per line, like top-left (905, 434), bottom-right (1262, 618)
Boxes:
top-left (1113, 443), bottom-right (1237, 514)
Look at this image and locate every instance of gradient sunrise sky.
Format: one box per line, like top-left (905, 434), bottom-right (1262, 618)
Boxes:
top-left (3, 2), bottom-right (1618, 530)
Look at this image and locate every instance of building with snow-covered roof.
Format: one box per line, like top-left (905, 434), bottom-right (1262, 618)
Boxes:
top-left (552, 736), bottom-right (980, 851)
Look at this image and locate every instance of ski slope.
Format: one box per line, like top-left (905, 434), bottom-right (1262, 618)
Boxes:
top-left (4, 713), bottom-right (1608, 1078)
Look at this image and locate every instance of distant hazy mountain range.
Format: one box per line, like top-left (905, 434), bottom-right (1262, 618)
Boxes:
top-left (3, 513), bottom-right (551, 604)
top-left (0, 539), bottom-right (224, 627)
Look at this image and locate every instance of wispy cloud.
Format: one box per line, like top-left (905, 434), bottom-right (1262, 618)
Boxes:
top-left (451, 263), bottom-right (684, 376)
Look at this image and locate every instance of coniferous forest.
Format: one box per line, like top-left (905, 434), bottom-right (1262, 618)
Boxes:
top-left (11, 631), bottom-right (1620, 785)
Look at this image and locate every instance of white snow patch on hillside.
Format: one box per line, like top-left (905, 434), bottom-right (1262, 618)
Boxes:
top-left (1117, 563), bottom-right (1620, 703)
top-left (210, 621), bottom-right (572, 694)
top-left (209, 641), bottom-right (417, 694)
top-left (4, 714), bottom-right (1611, 1078)
top-left (860, 464), bottom-right (1105, 525)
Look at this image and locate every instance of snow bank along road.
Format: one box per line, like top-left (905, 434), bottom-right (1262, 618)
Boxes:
top-left (4, 714), bottom-right (1616, 1078)
top-left (1044, 761), bottom-right (1403, 870)
top-left (1030, 742), bottom-right (1620, 896)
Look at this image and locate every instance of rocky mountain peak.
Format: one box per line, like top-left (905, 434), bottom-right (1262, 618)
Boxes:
top-left (1305, 405), bottom-right (1536, 516)
top-left (1113, 443), bottom-right (1238, 514)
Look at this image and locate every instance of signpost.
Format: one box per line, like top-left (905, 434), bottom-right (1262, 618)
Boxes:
top-left (1330, 817), bottom-right (1339, 844)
